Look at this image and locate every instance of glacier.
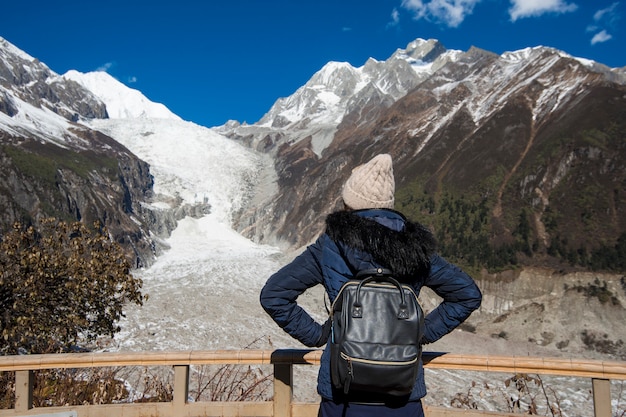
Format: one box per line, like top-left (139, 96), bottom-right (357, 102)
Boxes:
top-left (82, 116), bottom-right (294, 351)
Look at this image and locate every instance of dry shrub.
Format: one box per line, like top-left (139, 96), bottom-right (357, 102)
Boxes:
top-left (0, 372), bottom-right (14, 408)
top-left (1, 339), bottom-right (273, 409)
top-left (189, 338), bottom-right (273, 402)
top-left (33, 368), bottom-right (128, 406)
top-left (190, 364), bottom-right (272, 402)
top-left (128, 367), bottom-right (173, 403)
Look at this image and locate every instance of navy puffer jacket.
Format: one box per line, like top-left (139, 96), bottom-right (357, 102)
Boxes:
top-left (260, 209), bottom-right (482, 402)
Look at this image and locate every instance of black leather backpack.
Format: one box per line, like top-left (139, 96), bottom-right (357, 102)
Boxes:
top-left (330, 268), bottom-right (425, 397)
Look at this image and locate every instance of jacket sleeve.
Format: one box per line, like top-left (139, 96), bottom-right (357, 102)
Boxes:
top-left (259, 243), bottom-right (325, 347)
top-left (421, 254), bottom-right (482, 344)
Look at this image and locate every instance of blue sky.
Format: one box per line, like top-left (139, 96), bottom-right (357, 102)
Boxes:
top-left (3, 0), bottom-right (624, 128)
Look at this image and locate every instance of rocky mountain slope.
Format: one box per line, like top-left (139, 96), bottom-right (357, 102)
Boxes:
top-left (218, 39), bottom-right (626, 360)
top-left (0, 37), bottom-right (161, 266)
top-left (224, 40), bottom-right (626, 275)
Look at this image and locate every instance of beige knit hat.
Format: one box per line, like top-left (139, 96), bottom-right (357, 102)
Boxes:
top-left (342, 154), bottom-right (395, 210)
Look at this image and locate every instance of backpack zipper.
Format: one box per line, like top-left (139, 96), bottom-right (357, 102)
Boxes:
top-left (340, 352), bottom-right (418, 366)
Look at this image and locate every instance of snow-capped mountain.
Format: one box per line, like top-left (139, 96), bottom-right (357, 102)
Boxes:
top-left (217, 39), bottom-right (460, 157)
top-left (62, 70), bottom-right (272, 238)
top-left (63, 70), bottom-right (182, 120)
top-left (223, 39), bottom-right (626, 258)
top-left (1, 33), bottom-right (287, 354)
top-left (0, 36), bottom-right (271, 267)
top-left (258, 38), bottom-right (456, 130)
top-left (0, 37), bottom-right (105, 144)
top-left (219, 39), bottom-right (624, 158)
top-left (1, 35), bottom-right (179, 142)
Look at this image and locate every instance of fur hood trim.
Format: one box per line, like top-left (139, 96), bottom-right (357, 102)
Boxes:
top-left (325, 210), bottom-right (437, 278)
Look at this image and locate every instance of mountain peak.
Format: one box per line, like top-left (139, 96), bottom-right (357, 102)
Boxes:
top-left (1, 37), bottom-right (182, 144)
top-left (62, 70), bottom-right (181, 121)
top-left (226, 37), bottom-right (462, 156)
top-left (402, 38), bottom-right (448, 62)
top-left (0, 36), bottom-right (41, 67)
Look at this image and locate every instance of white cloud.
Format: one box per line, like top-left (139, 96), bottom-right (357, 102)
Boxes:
top-left (127, 76), bottom-right (138, 83)
top-left (588, 2), bottom-right (620, 45)
top-left (387, 7), bottom-right (401, 27)
top-left (401, 0), bottom-right (481, 28)
top-left (593, 2), bottom-right (619, 23)
top-left (591, 30), bottom-right (613, 44)
top-left (508, 0), bottom-right (578, 22)
top-left (96, 62), bottom-right (114, 72)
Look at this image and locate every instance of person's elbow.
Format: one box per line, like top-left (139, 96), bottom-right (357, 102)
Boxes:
top-left (259, 282), bottom-right (279, 316)
top-left (465, 282), bottom-right (482, 312)
top-left (259, 288), bottom-right (269, 313)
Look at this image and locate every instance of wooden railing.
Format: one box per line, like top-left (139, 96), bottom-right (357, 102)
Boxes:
top-left (1, 349), bottom-right (625, 417)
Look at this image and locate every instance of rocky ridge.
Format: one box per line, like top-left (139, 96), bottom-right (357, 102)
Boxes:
top-left (223, 40), bottom-right (626, 266)
top-left (0, 37), bottom-right (159, 265)
top-left (218, 39), bottom-right (626, 361)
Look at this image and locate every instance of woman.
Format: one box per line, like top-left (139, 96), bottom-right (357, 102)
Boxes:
top-left (260, 154), bottom-right (482, 416)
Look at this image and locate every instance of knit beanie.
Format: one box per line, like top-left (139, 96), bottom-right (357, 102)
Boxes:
top-left (342, 154), bottom-right (395, 210)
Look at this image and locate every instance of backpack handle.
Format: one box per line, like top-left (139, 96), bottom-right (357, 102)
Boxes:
top-left (352, 270), bottom-right (409, 319)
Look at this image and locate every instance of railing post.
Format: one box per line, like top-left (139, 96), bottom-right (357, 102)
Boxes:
top-left (592, 378), bottom-right (611, 417)
top-left (172, 365), bottom-right (189, 416)
top-left (274, 363), bottom-right (293, 417)
top-left (15, 370), bottom-right (33, 412)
